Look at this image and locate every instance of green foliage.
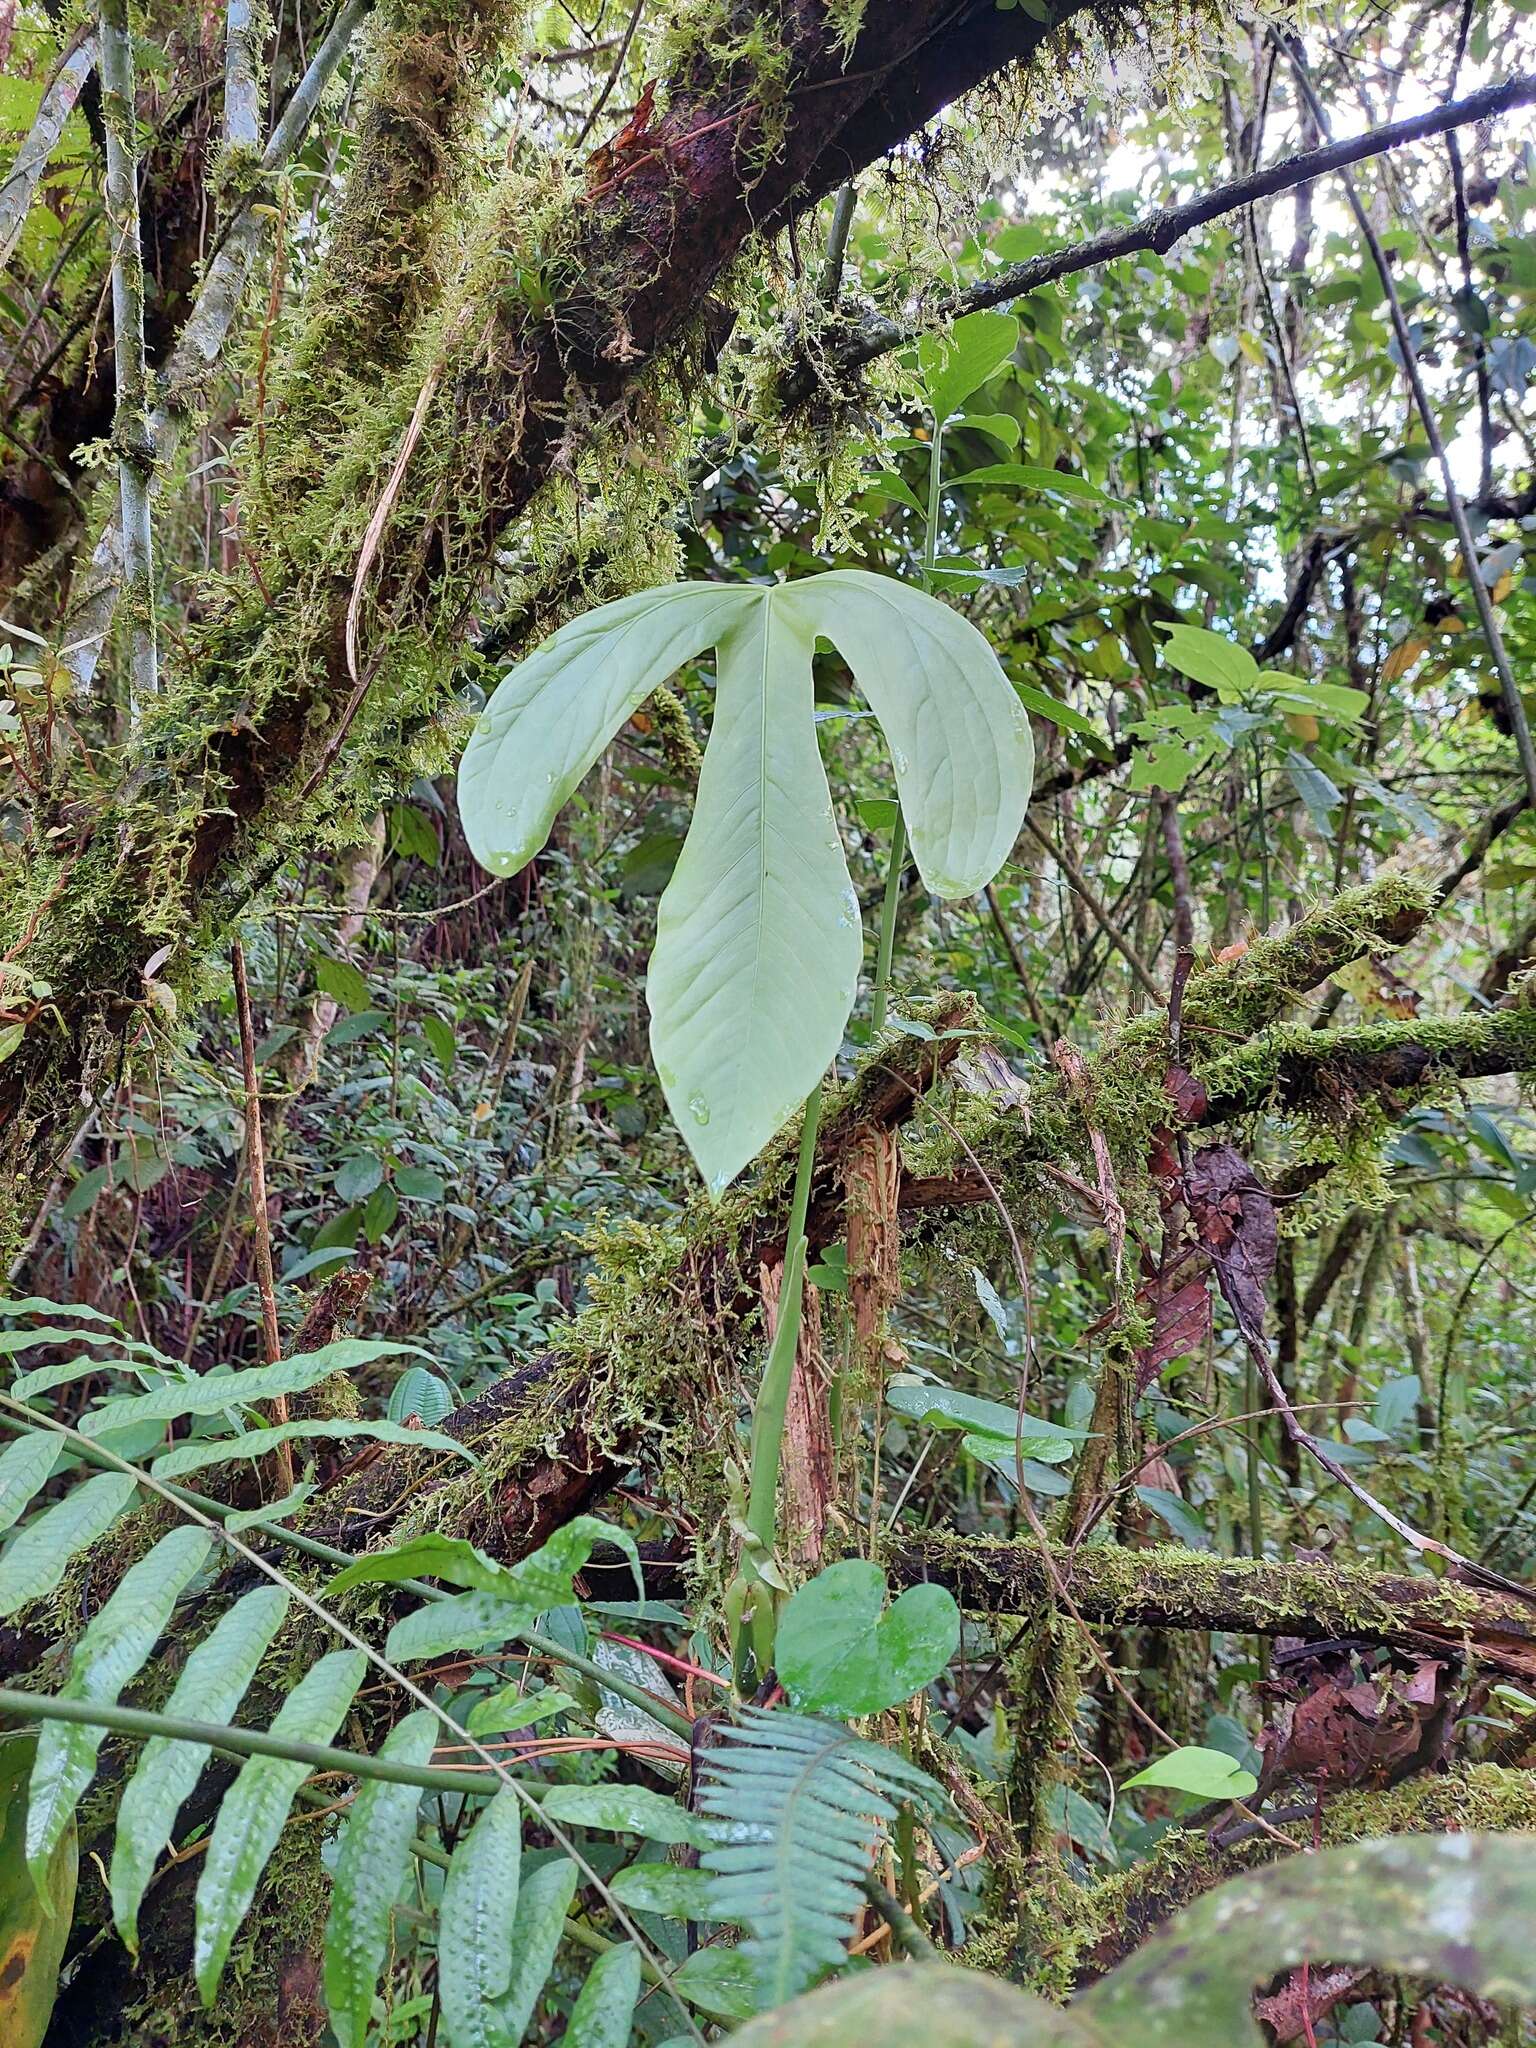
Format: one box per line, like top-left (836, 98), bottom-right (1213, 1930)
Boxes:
top-left (695, 1706), bottom-right (948, 2005)
top-left (0, 1735), bottom-right (75, 2048)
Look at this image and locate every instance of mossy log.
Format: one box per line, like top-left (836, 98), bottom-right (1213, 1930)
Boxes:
top-left (885, 1533), bottom-right (1536, 1682)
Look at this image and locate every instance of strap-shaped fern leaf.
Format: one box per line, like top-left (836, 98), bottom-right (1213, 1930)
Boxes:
top-left (695, 1707), bottom-right (947, 2006)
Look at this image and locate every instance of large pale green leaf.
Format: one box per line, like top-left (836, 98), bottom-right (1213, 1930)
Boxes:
top-left (783, 572), bottom-right (1032, 899)
top-left (193, 1650), bottom-right (366, 2002)
top-left (565, 1942), bottom-right (642, 2048)
top-left (386, 1586), bottom-right (522, 1664)
top-left (457, 571), bottom-right (1030, 1191)
top-left (438, 1787), bottom-right (523, 2048)
top-left (26, 1527), bottom-right (211, 1889)
top-left (648, 597), bottom-right (861, 1192)
top-left (323, 1709), bottom-right (437, 2048)
top-left (0, 1472), bottom-right (137, 1619)
top-left (773, 1560), bottom-right (958, 1718)
top-left (330, 1517), bottom-right (638, 1604)
top-left (111, 1583), bottom-right (291, 1953)
top-left (0, 1734), bottom-right (77, 2048)
top-left (459, 582), bottom-right (753, 876)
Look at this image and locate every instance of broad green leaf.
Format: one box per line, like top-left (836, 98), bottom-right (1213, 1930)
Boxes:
top-left (949, 462), bottom-right (1105, 501)
top-left (1015, 681), bottom-right (1107, 741)
top-left (1157, 623), bottom-right (1257, 697)
top-left (26, 1526), bottom-right (211, 1891)
top-left (438, 1788), bottom-right (522, 2048)
top-left (460, 582), bottom-right (753, 878)
top-left (0, 1430), bottom-right (61, 1535)
top-left (332, 1516), bottom-right (639, 1604)
top-left (774, 1560), bottom-right (959, 1717)
top-left (646, 594), bottom-right (861, 1193)
top-left (466, 1685), bottom-right (575, 1736)
top-left (0, 1298), bottom-right (117, 1326)
top-left (386, 1365), bottom-right (455, 1426)
top-left (0, 1734), bottom-right (77, 2048)
top-left (1283, 749), bottom-right (1342, 838)
top-left (323, 1709), bottom-right (437, 2048)
top-left (81, 1340), bottom-right (424, 1437)
top-left (918, 309), bottom-right (1019, 422)
top-left (314, 954), bottom-right (371, 1012)
top-left (565, 1942), bottom-right (642, 2048)
top-left (11, 1354), bottom-right (148, 1400)
top-left (150, 1417), bottom-right (473, 1481)
top-left (0, 1324), bottom-right (121, 1354)
top-left (421, 1013), bottom-right (457, 1073)
top-left (193, 1650), bottom-right (366, 2002)
top-left (386, 1586), bottom-right (522, 1664)
top-left (112, 1584), bottom-right (291, 1952)
top-left (672, 1945), bottom-right (762, 2019)
top-left (0, 1472), bottom-right (137, 1619)
top-left (540, 1784), bottom-right (709, 1848)
top-left (884, 1378), bottom-right (1083, 1457)
top-left (495, 1855), bottom-right (578, 2043)
top-left (610, 1861), bottom-right (714, 1918)
top-left (1081, 1834), bottom-right (1536, 2043)
top-left (334, 1152), bottom-right (382, 1202)
top-left (783, 572), bottom-right (1033, 902)
top-left (1122, 1744), bottom-right (1257, 1801)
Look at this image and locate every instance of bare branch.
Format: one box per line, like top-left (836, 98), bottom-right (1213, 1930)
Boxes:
top-left (782, 71), bottom-right (1536, 407)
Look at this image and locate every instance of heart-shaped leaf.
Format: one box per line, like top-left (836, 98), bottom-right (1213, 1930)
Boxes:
top-left (458, 570), bottom-right (1031, 1191)
top-left (774, 1560), bottom-right (959, 1716)
top-left (1122, 1745), bottom-right (1257, 1801)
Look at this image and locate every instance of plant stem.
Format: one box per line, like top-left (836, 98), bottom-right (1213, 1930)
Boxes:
top-left (231, 938), bottom-right (294, 1493)
top-left (870, 811), bottom-right (907, 1035)
top-left (744, 1082), bottom-right (823, 1561)
top-left (819, 180), bottom-right (858, 299)
top-left (98, 0), bottom-right (158, 709)
top-left (0, 1684), bottom-right (531, 1800)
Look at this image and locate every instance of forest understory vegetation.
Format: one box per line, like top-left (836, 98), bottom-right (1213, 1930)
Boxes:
top-left (4, 0), bottom-right (1536, 2042)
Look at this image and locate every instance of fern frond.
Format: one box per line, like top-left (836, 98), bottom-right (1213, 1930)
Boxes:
top-left (695, 1706), bottom-right (948, 2007)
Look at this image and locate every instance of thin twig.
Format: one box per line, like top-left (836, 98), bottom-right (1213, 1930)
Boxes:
top-left (1024, 815), bottom-right (1164, 1002)
top-left (783, 70), bottom-right (1536, 403)
top-left (1284, 41), bottom-right (1536, 812)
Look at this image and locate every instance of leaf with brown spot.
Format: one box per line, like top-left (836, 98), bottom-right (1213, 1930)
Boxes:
top-left (0, 1733), bottom-right (75, 2048)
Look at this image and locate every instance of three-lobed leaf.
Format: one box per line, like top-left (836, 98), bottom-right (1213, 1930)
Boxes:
top-left (459, 571), bottom-right (1031, 1191)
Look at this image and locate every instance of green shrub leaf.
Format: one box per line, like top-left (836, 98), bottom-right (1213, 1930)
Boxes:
top-left (774, 1560), bottom-right (958, 1718)
top-left (438, 1787), bottom-right (523, 2048)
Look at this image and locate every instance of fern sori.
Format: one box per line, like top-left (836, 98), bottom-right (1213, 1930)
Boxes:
top-left (695, 1705), bottom-right (949, 2005)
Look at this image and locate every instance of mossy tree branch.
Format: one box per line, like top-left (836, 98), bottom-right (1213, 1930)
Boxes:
top-left (883, 1533), bottom-right (1536, 1682)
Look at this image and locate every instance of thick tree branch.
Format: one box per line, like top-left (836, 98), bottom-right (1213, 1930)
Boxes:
top-left (885, 1534), bottom-right (1536, 1680)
